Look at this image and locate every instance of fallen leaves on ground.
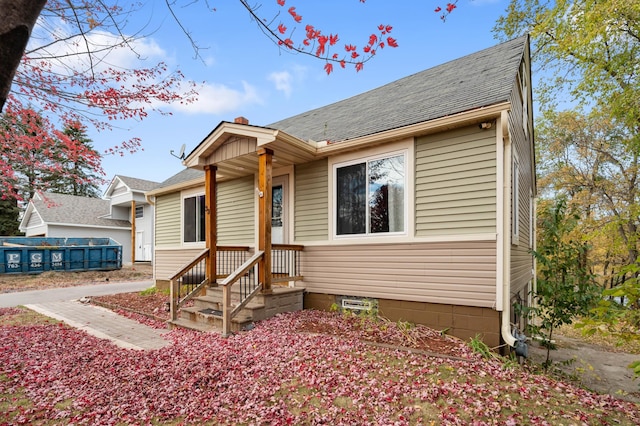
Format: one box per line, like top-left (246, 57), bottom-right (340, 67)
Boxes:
top-left (1, 308), bottom-right (639, 425)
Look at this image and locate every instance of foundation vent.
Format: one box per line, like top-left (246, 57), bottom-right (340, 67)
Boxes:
top-left (341, 298), bottom-right (374, 312)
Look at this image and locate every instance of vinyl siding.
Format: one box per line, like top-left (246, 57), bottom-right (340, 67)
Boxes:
top-left (217, 176), bottom-right (255, 245)
top-left (508, 58), bottom-right (535, 296)
top-left (301, 240), bottom-right (497, 308)
top-left (415, 126), bottom-right (497, 236)
top-left (154, 248), bottom-right (207, 280)
top-left (295, 159), bottom-right (328, 242)
top-left (27, 212), bottom-right (42, 227)
top-left (155, 192), bottom-right (181, 246)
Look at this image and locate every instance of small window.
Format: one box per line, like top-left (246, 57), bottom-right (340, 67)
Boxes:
top-left (135, 205), bottom-right (144, 219)
top-left (512, 154), bottom-right (520, 243)
top-left (335, 152), bottom-right (406, 236)
top-left (184, 194), bottom-right (205, 243)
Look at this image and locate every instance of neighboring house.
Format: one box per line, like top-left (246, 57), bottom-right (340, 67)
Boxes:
top-left (19, 175), bottom-right (160, 264)
top-left (103, 175), bottom-right (160, 263)
top-left (148, 36), bottom-right (535, 349)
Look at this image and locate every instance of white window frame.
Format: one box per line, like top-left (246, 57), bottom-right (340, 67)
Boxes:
top-left (181, 189), bottom-right (206, 246)
top-left (529, 188), bottom-right (534, 249)
top-left (332, 149), bottom-right (408, 239)
top-left (512, 151), bottom-right (520, 245)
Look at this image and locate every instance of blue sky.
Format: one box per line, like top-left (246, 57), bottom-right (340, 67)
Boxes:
top-left (76, 0), bottom-right (509, 190)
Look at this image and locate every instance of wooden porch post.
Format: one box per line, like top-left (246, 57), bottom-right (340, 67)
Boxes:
top-left (205, 165), bottom-right (217, 286)
top-left (130, 200), bottom-right (136, 265)
top-left (257, 148), bottom-right (273, 293)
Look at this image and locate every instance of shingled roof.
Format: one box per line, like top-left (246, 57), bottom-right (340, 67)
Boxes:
top-left (267, 36), bottom-right (527, 143)
top-left (159, 36), bottom-right (528, 189)
top-left (115, 175), bottom-right (161, 192)
top-left (30, 192), bottom-right (131, 228)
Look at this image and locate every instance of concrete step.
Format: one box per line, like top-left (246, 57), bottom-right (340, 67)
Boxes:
top-left (178, 306), bottom-right (254, 333)
top-left (168, 317), bottom-right (218, 333)
top-left (193, 294), bottom-right (265, 311)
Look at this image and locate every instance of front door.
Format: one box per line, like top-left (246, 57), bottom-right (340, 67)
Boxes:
top-left (135, 231), bottom-right (144, 261)
top-left (272, 175), bottom-right (288, 244)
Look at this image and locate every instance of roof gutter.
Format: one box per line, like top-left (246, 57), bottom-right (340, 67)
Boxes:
top-left (316, 102), bottom-right (510, 156)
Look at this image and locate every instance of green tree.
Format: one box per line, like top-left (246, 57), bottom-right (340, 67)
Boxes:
top-left (0, 196), bottom-right (20, 236)
top-left (536, 107), bottom-right (639, 285)
top-left (44, 123), bottom-right (102, 198)
top-left (527, 198), bottom-right (600, 367)
top-left (496, 0), bottom-right (640, 368)
top-left (494, 0), bottom-right (640, 130)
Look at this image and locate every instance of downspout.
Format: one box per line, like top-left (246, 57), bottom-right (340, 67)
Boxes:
top-left (497, 111), bottom-right (516, 348)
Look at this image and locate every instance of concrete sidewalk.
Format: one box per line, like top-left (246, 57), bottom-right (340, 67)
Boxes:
top-left (0, 280), bottom-right (153, 308)
top-left (1, 280), bottom-right (171, 350)
top-left (25, 300), bottom-right (171, 350)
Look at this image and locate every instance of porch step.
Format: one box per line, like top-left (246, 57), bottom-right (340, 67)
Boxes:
top-left (194, 294), bottom-right (265, 311)
top-left (170, 287), bottom-right (305, 335)
top-left (177, 306), bottom-right (254, 333)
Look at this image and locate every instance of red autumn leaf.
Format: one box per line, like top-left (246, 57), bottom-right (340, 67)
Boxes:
top-left (340, 60), bottom-right (346, 68)
top-left (355, 62), bottom-right (364, 72)
top-left (324, 62), bottom-right (333, 75)
top-left (344, 44), bottom-right (356, 52)
top-left (368, 34), bottom-right (378, 46)
top-left (434, 6), bottom-right (442, 12)
top-left (446, 2), bottom-right (457, 12)
top-left (329, 34), bottom-right (339, 46)
top-left (278, 23), bottom-right (287, 34)
top-left (332, 53), bottom-right (339, 59)
top-left (277, 0), bottom-right (285, 5)
top-left (316, 35), bottom-right (328, 56)
top-left (387, 37), bottom-right (398, 48)
top-left (351, 51), bottom-right (360, 59)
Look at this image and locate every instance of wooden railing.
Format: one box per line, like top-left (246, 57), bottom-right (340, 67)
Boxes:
top-left (271, 244), bottom-right (304, 284)
top-left (168, 245), bottom-right (303, 333)
top-left (219, 250), bottom-right (264, 336)
top-left (169, 248), bottom-right (209, 322)
top-left (168, 246), bottom-right (252, 322)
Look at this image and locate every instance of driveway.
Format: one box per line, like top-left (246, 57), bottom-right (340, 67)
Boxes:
top-left (528, 334), bottom-right (640, 403)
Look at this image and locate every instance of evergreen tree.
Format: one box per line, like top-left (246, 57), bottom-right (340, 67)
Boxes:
top-left (44, 123), bottom-right (102, 198)
top-left (0, 196), bottom-right (20, 236)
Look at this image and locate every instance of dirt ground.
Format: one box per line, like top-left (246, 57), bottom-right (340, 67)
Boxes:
top-left (0, 263), bottom-right (153, 293)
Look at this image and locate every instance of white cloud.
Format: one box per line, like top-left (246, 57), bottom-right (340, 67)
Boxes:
top-left (268, 71), bottom-right (293, 97)
top-left (172, 81), bottom-right (263, 114)
top-left (29, 24), bottom-right (169, 75)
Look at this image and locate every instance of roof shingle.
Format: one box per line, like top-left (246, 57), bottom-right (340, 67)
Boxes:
top-left (32, 193), bottom-right (131, 228)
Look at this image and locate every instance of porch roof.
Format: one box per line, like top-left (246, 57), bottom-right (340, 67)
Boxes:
top-left (183, 121), bottom-right (317, 179)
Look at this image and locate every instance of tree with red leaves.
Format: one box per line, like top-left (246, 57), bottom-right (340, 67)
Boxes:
top-left (0, 105), bottom-right (103, 201)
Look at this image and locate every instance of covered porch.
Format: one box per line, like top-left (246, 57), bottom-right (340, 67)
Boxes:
top-left (166, 117), bottom-right (317, 335)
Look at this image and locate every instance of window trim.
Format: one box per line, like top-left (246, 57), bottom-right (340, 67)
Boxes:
top-left (512, 151), bottom-right (520, 245)
top-left (181, 190), bottom-right (206, 246)
top-left (332, 149), bottom-right (408, 239)
top-left (528, 188), bottom-right (534, 249)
